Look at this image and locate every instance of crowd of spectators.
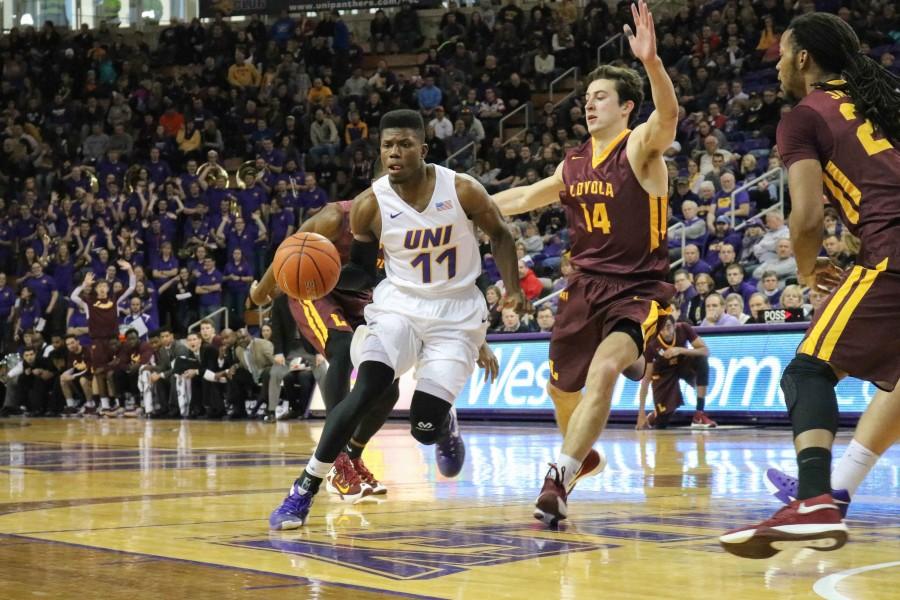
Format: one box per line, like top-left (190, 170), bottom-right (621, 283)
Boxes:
top-left (0, 0), bottom-right (897, 417)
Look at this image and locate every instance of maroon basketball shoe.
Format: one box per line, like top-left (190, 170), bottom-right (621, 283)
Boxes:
top-left (691, 411), bottom-right (717, 429)
top-left (566, 448), bottom-right (607, 494)
top-left (719, 493), bottom-right (848, 559)
top-left (351, 456), bottom-right (387, 495)
top-left (325, 453), bottom-right (372, 503)
top-left (534, 464), bottom-right (568, 526)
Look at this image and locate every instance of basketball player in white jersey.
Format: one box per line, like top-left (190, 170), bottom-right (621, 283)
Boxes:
top-left (270, 109), bottom-right (524, 529)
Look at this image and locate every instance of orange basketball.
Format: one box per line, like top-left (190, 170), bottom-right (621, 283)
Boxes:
top-left (272, 232), bottom-right (342, 301)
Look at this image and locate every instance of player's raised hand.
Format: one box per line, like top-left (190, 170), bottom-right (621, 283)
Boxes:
top-left (624, 0), bottom-right (657, 65)
top-left (477, 342), bottom-right (500, 383)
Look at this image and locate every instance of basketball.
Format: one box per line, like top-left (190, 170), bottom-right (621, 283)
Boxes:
top-left (272, 232), bottom-right (342, 301)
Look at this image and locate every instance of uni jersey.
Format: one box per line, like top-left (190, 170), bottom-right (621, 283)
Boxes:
top-left (560, 129), bottom-right (669, 279)
top-left (372, 164), bottom-right (481, 298)
top-left (776, 82), bottom-right (900, 273)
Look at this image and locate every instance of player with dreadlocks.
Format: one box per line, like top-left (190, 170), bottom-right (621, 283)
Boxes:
top-left (720, 12), bottom-right (900, 559)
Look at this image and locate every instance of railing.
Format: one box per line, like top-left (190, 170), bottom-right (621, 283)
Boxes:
top-left (188, 306), bottom-right (229, 332)
top-left (533, 287), bottom-right (564, 307)
top-left (669, 166), bottom-right (784, 269)
top-left (443, 140), bottom-right (478, 170)
top-left (499, 102), bottom-right (531, 147)
top-left (549, 67), bottom-right (579, 108)
top-left (591, 33), bottom-right (626, 78)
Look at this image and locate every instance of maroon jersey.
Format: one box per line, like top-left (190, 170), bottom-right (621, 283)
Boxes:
top-left (644, 322), bottom-right (698, 374)
top-left (559, 130), bottom-right (669, 279)
top-left (67, 346), bottom-right (92, 374)
top-left (777, 82), bottom-right (900, 272)
top-left (86, 294), bottom-right (121, 339)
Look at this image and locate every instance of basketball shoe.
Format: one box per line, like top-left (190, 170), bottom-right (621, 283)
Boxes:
top-left (325, 453), bottom-right (372, 503)
top-left (691, 411), bottom-right (717, 428)
top-left (269, 482), bottom-right (316, 530)
top-left (352, 456), bottom-right (387, 495)
top-left (719, 493), bottom-right (848, 558)
top-left (435, 408), bottom-right (466, 478)
top-left (766, 468), bottom-right (851, 517)
top-left (534, 464), bottom-right (568, 526)
top-left (566, 448), bottom-right (607, 494)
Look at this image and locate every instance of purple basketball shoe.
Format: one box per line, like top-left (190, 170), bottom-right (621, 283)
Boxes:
top-left (269, 482), bottom-right (315, 530)
top-left (435, 408), bottom-right (466, 478)
top-left (766, 467), bottom-right (851, 517)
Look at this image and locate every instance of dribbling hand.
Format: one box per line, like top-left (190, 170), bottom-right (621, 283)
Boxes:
top-left (802, 257), bottom-right (844, 293)
top-left (477, 343), bottom-right (499, 383)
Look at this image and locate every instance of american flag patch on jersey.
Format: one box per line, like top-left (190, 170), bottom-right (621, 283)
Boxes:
top-left (435, 200), bottom-right (453, 211)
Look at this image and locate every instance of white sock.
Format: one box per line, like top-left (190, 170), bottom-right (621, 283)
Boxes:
top-left (831, 439), bottom-right (880, 496)
top-left (65, 398), bottom-right (76, 408)
top-left (100, 397), bottom-right (111, 410)
top-left (306, 456), bottom-right (334, 479)
top-left (557, 453), bottom-right (582, 489)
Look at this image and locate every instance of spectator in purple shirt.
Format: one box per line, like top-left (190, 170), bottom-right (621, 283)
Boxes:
top-left (298, 174), bottom-right (328, 217)
top-left (97, 150), bottom-right (128, 187)
top-left (151, 242), bottom-right (180, 288)
top-left (720, 264), bottom-right (756, 306)
top-left (237, 181), bottom-right (266, 219)
top-left (195, 257), bottom-right (223, 324)
top-left (709, 172), bottom-right (750, 229)
top-left (0, 221), bottom-right (14, 272)
top-left (13, 286), bottom-right (42, 343)
top-left (21, 262), bottom-right (60, 331)
top-left (0, 273), bottom-right (15, 351)
top-left (682, 243), bottom-right (712, 277)
top-left (267, 196), bottom-right (296, 252)
top-left (144, 148), bottom-right (172, 187)
top-left (701, 292), bottom-right (741, 327)
top-left (258, 138), bottom-right (285, 173)
top-left (143, 217), bottom-right (173, 257)
top-left (223, 249), bottom-right (253, 328)
top-left (13, 205), bottom-right (38, 244)
top-left (66, 307), bottom-right (91, 348)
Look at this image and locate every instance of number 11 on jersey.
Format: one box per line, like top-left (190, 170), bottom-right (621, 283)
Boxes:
top-left (411, 247), bottom-right (457, 283)
top-left (580, 202), bottom-right (611, 234)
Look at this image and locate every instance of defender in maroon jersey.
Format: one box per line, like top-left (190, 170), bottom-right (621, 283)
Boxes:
top-left (493, 1), bottom-right (679, 526)
top-left (721, 12), bottom-right (900, 558)
top-left (69, 259), bottom-right (135, 415)
top-left (636, 317), bottom-right (714, 430)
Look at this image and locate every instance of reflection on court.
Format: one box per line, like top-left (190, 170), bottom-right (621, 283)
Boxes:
top-left (1, 419), bottom-right (899, 599)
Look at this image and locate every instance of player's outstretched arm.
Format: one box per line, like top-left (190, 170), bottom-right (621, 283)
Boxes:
top-left (625, 0), bottom-right (679, 161)
top-left (337, 189), bottom-right (381, 292)
top-left (636, 361), bottom-right (655, 430)
top-left (299, 201), bottom-right (345, 239)
top-left (457, 174), bottom-right (524, 304)
top-left (491, 162), bottom-right (565, 216)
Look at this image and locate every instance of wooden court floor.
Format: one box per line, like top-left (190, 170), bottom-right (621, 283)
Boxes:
top-left (0, 418), bottom-right (898, 599)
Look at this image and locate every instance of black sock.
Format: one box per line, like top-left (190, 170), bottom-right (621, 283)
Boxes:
top-left (295, 470), bottom-right (323, 495)
top-left (345, 440), bottom-right (364, 460)
top-left (796, 447), bottom-right (832, 500)
top-left (696, 397), bottom-right (706, 412)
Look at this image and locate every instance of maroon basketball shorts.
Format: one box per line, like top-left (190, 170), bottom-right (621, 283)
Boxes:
top-left (549, 271), bottom-right (674, 393)
top-left (798, 259), bottom-right (900, 391)
top-left (651, 356), bottom-right (709, 415)
top-left (88, 337), bottom-right (115, 372)
top-left (288, 289), bottom-right (370, 355)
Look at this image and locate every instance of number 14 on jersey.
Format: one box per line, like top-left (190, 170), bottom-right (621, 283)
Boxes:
top-left (580, 202), bottom-right (611, 234)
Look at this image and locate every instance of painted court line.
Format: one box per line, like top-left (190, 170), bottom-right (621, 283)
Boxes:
top-left (813, 561), bottom-right (900, 600)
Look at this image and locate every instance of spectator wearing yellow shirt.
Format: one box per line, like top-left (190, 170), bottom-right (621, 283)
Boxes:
top-left (227, 50), bottom-right (261, 89)
top-left (343, 111), bottom-right (368, 152)
top-left (307, 78), bottom-right (334, 108)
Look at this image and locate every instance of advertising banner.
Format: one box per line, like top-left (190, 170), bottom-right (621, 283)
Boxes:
top-left (199, 0), bottom-right (402, 17)
top-left (310, 328), bottom-right (876, 417)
